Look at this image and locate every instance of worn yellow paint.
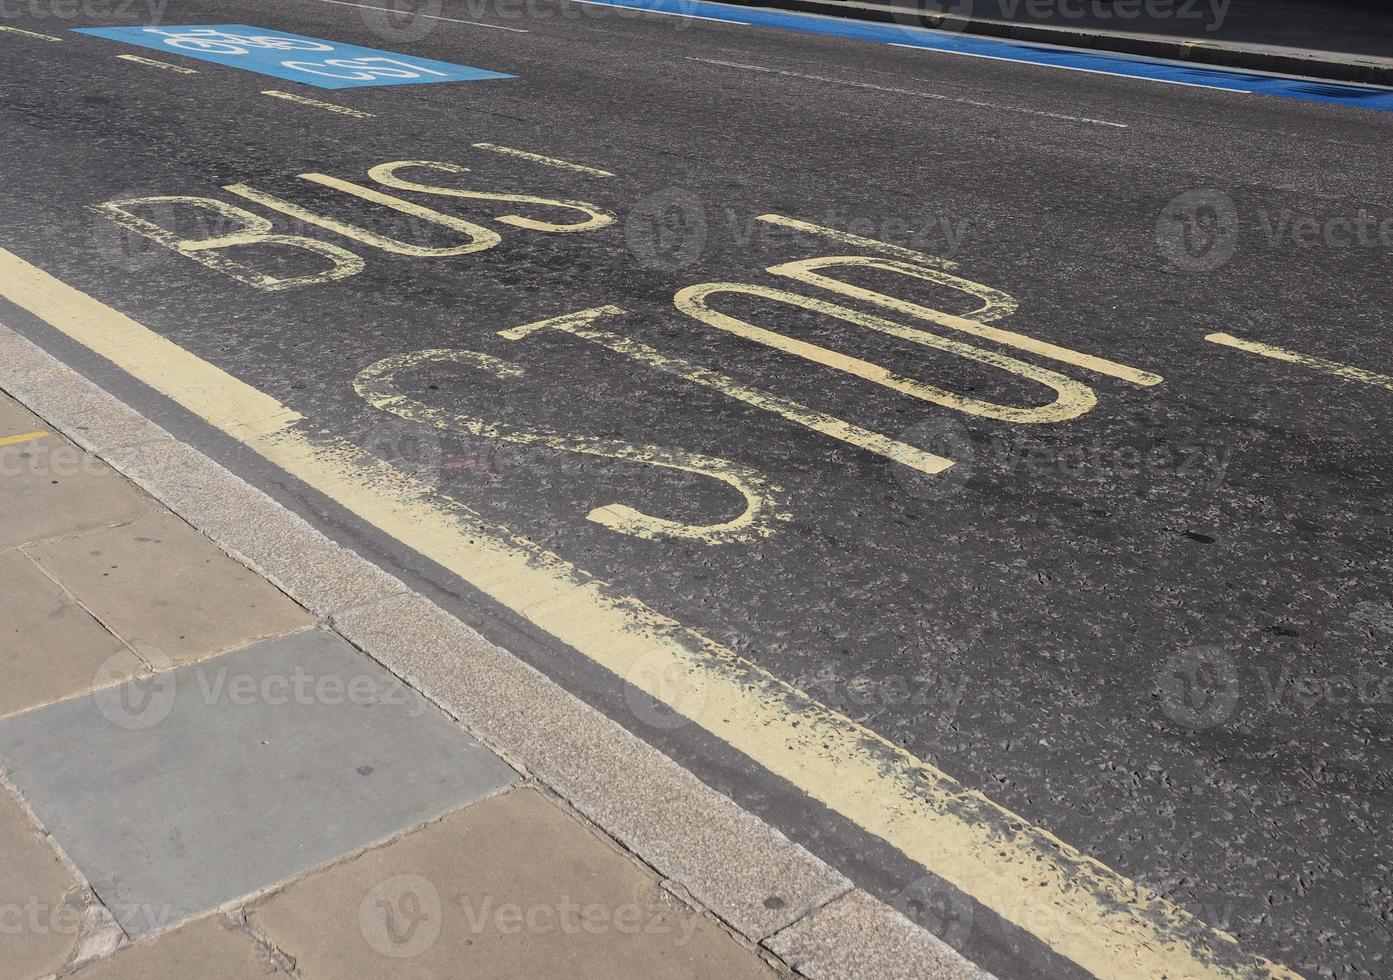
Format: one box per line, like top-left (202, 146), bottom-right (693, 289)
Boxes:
top-left (91, 196), bottom-right (364, 292)
top-left (772, 255), bottom-right (1164, 386)
top-left (0, 24), bottom-right (61, 41)
top-left (500, 305), bottom-right (953, 475)
top-left (1206, 332), bottom-right (1393, 392)
top-left (117, 54), bottom-right (199, 74)
top-left (675, 281), bottom-right (1098, 423)
top-left (354, 347), bottom-right (788, 544)
top-left (754, 213), bottom-right (961, 269)
top-left (225, 177), bottom-right (501, 258)
top-left (261, 90), bottom-right (372, 118)
top-left (367, 160), bottom-right (615, 233)
top-left (0, 246), bottom-right (1300, 980)
top-left (471, 143), bottom-right (615, 177)
top-left (0, 430), bottom-right (48, 448)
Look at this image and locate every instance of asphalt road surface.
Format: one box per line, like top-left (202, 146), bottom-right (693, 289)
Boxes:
top-left (2, 3), bottom-right (1391, 977)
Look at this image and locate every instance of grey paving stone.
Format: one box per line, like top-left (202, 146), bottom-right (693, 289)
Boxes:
top-left (0, 630), bottom-right (516, 935)
top-left (0, 549), bottom-right (140, 720)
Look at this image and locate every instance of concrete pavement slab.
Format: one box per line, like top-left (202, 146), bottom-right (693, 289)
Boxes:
top-left (103, 438), bottom-right (409, 618)
top-left (334, 595), bottom-right (851, 942)
top-left (23, 511), bottom-right (314, 664)
top-left (0, 630), bottom-right (517, 935)
top-left (0, 391), bottom-right (43, 436)
top-left (249, 786), bottom-right (779, 979)
top-left (67, 915), bottom-right (287, 980)
top-left (0, 549), bottom-right (140, 720)
top-left (0, 786), bottom-right (84, 979)
top-left (0, 410), bottom-right (153, 551)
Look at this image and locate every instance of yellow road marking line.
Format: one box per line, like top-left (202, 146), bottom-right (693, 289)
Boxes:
top-left (1206, 332), bottom-right (1393, 392)
top-left (304, 0), bottom-right (531, 32)
top-left (261, 90), bottom-right (374, 119)
top-left (472, 143), bottom-right (615, 177)
top-left (497, 305), bottom-right (954, 475)
top-left (117, 54), bottom-right (200, 75)
top-left (755, 213), bottom-right (962, 269)
top-left (0, 430), bottom-right (48, 448)
top-left (0, 246), bottom-right (1299, 980)
top-left (691, 57), bottom-right (1129, 128)
top-left (0, 24), bottom-right (61, 42)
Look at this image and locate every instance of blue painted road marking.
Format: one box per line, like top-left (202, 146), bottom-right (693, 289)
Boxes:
top-left (74, 25), bottom-right (513, 89)
top-left (586, 0), bottom-right (1393, 113)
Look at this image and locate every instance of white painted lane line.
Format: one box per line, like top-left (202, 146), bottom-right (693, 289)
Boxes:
top-left (574, 0), bottom-right (746, 24)
top-left (472, 142), bottom-right (616, 176)
top-left (0, 24), bottom-right (61, 41)
top-left (888, 42), bottom-right (1251, 92)
top-left (304, 0), bottom-right (532, 33)
top-left (262, 90), bottom-right (375, 118)
top-left (691, 57), bottom-right (1129, 127)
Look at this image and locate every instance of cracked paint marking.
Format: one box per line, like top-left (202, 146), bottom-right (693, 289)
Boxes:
top-left (355, 346), bottom-right (789, 544)
top-left (1207, 332), bottom-right (1393, 392)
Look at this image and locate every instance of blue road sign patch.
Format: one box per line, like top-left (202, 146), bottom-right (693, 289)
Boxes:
top-left (74, 25), bottom-right (514, 89)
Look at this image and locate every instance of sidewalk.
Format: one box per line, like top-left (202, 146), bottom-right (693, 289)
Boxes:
top-left (731, 0), bottom-right (1393, 85)
top-left (0, 389), bottom-right (783, 978)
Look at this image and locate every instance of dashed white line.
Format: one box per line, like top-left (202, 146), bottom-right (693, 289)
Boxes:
top-left (573, 0), bottom-right (746, 24)
top-left (690, 57), bottom-right (1129, 127)
top-left (0, 24), bottom-right (61, 41)
top-left (887, 42), bottom-right (1250, 92)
